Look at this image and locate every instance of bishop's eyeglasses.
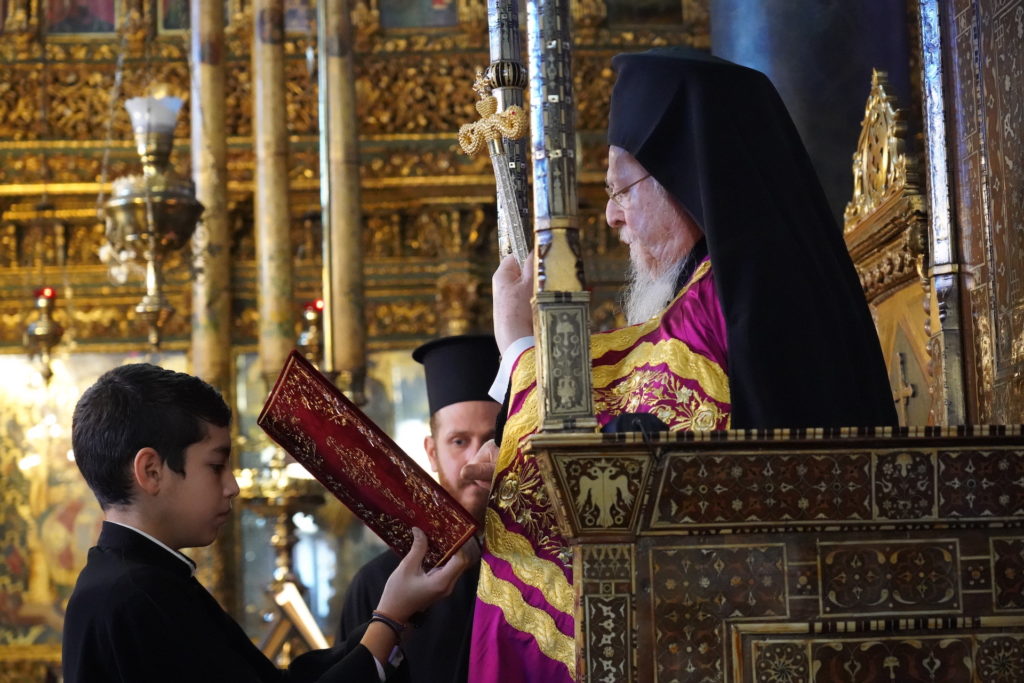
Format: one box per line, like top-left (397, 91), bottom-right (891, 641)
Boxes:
top-left (605, 173), bottom-right (652, 208)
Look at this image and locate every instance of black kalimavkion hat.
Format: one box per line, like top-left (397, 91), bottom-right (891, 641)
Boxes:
top-left (607, 47), bottom-right (896, 429)
top-left (413, 335), bottom-right (500, 415)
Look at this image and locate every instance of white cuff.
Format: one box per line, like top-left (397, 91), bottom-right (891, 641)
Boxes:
top-left (374, 656), bottom-right (386, 682)
top-left (489, 336), bottom-right (535, 402)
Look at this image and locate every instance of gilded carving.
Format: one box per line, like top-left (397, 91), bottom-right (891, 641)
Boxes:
top-left (570, 0), bottom-right (606, 41)
top-left (456, 0), bottom-right (487, 35)
top-left (224, 61), bottom-right (253, 137)
top-left (356, 54), bottom-right (484, 135)
top-left (0, 0), bottom-right (40, 61)
top-left (580, 208), bottom-right (626, 257)
top-left (843, 70), bottom-right (928, 300)
top-left (361, 148), bottom-right (490, 179)
top-left (284, 58), bottom-right (318, 135)
top-left (365, 300), bottom-right (436, 338)
top-left (575, 55), bottom-right (615, 132)
top-left (435, 272), bottom-right (482, 337)
top-left (118, 0), bottom-right (150, 58)
top-left (0, 66), bottom-right (43, 140)
top-left (363, 212), bottom-right (402, 257)
top-left (844, 71), bottom-right (919, 230)
top-left (351, 0), bottom-right (380, 52)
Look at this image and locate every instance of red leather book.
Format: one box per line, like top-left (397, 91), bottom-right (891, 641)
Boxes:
top-left (258, 350), bottom-right (479, 568)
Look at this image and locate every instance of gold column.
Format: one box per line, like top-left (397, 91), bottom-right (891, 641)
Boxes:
top-left (318, 0), bottom-right (366, 401)
top-left (252, 0), bottom-right (294, 385)
top-left (191, 0), bottom-right (231, 396)
top-left (189, 0), bottom-right (237, 613)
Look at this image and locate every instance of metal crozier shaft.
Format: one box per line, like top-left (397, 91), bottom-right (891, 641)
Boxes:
top-left (526, 0), bottom-right (596, 432)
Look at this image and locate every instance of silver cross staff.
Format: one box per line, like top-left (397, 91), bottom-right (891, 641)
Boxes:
top-left (457, 74), bottom-right (530, 265)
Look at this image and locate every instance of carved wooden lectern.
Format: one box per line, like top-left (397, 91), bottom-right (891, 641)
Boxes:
top-left (532, 427), bottom-right (1024, 682)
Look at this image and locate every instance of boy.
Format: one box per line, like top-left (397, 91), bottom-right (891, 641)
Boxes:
top-left (63, 363), bottom-right (466, 682)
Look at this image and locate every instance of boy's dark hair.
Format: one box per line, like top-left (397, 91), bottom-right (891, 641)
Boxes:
top-left (71, 363), bottom-right (231, 509)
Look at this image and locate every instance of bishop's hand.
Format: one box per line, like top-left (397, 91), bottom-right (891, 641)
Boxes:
top-left (493, 253), bottom-right (534, 355)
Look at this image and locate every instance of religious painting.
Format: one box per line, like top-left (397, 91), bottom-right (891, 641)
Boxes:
top-left (158, 0), bottom-right (234, 33)
top-left (284, 0), bottom-right (314, 34)
top-left (0, 351), bottom-right (186, 645)
top-left (46, 0), bottom-right (116, 34)
top-left (159, 0), bottom-right (189, 31)
top-left (379, 0), bottom-right (457, 30)
top-left (606, 0), bottom-right (682, 26)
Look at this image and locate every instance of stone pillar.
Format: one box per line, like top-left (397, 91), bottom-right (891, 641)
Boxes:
top-left (318, 0), bottom-right (366, 402)
top-left (191, 0), bottom-right (231, 396)
top-left (711, 0), bottom-right (913, 227)
top-left (252, 0), bottom-right (294, 386)
top-left (189, 0), bottom-right (237, 613)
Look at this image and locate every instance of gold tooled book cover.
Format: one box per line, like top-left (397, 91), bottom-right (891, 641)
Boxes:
top-left (257, 350), bottom-right (479, 568)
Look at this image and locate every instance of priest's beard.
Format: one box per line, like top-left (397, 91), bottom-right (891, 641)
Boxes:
top-left (622, 254), bottom-right (689, 325)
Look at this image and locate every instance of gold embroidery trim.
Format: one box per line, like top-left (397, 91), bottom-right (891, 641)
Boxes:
top-left (592, 337), bottom-right (730, 405)
top-left (484, 508), bottom-right (574, 615)
top-left (496, 349), bottom-right (539, 473)
top-left (478, 560), bottom-right (576, 677)
top-left (590, 259), bottom-right (714, 360)
top-left (509, 345), bottom-right (538, 398)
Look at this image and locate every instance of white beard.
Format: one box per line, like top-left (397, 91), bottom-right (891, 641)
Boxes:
top-left (622, 256), bottom-right (688, 325)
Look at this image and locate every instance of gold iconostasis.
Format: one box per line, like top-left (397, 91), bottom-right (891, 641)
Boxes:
top-left (0, 1), bottom-right (706, 675)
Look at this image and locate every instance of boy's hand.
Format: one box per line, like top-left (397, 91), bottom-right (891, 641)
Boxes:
top-left (376, 528), bottom-right (468, 623)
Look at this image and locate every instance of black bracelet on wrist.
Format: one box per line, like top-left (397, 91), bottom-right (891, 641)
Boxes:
top-left (371, 611), bottom-right (408, 638)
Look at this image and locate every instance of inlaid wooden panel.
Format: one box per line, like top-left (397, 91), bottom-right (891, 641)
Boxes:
top-left (532, 427), bottom-right (1024, 682)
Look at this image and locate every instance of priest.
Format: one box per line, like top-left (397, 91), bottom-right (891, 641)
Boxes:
top-left (465, 48), bottom-right (898, 682)
top-left (338, 335), bottom-right (501, 683)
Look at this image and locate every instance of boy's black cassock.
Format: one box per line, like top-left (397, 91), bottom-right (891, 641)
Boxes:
top-left (63, 522), bottom-right (403, 683)
top-left (339, 550), bottom-right (479, 683)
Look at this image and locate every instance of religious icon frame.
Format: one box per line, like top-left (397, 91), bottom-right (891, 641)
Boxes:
top-left (156, 0), bottom-right (236, 35)
top-left (378, 0), bottom-right (458, 31)
top-left (44, 0), bottom-right (119, 38)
